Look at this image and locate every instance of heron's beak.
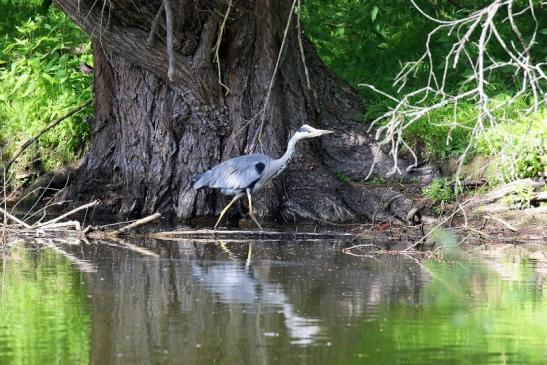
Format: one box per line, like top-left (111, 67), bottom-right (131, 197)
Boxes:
top-left (315, 129), bottom-right (334, 136)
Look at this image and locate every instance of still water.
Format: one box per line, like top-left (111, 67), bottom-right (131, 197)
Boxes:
top-left (0, 238), bottom-right (546, 364)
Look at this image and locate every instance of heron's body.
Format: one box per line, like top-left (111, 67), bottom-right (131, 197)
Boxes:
top-left (193, 153), bottom-right (278, 196)
top-left (192, 125), bottom-right (333, 229)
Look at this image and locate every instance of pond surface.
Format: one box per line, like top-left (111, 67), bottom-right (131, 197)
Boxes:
top-left (0, 238), bottom-right (546, 364)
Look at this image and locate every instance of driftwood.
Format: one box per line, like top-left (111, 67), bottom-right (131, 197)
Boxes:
top-left (109, 212), bottom-right (162, 235)
top-left (531, 192), bottom-right (547, 204)
top-left (465, 178), bottom-right (546, 208)
top-left (32, 200), bottom-right (99, 229)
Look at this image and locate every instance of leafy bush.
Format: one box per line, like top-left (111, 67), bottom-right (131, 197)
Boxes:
top-left (475, 109), bottom-right (546, 184)
top-left (502, 185), bottom-right (536, 210)
top-left (422, 178), bottom-right (454, 203)
top-left (0, 1), bottom-right (92, 173)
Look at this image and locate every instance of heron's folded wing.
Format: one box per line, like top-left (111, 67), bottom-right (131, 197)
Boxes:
top-left (208, 155), bottom-right (268, 190)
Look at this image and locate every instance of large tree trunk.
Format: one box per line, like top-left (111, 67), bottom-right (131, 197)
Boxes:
top-left (55, 0), bottom-right (419, 224)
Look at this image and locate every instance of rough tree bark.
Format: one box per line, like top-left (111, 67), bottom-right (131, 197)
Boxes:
top-left (55, 0), bottom-right (421, 224)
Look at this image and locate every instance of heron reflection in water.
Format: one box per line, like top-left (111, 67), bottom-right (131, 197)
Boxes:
top-left (191, 242), bottom-right (322, 344)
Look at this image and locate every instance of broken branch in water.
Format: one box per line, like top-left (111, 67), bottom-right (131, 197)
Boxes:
top-left (109, 212), bottom-right (162, 236)
top-left (32, 200), bottom-right (99, 229)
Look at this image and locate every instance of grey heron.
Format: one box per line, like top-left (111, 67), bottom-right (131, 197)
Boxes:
top-left (192, 124), bottom-right (333, 229)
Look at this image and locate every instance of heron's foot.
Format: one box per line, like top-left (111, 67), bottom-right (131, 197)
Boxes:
top-left (248, 211), bottom-right (263, 229)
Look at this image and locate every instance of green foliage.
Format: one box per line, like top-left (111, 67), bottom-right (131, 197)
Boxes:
top-left (422, 178), bottom-right (454, 203)
top-left (335, 172), bottom-right (352, 183)
top-left (474, 109), bottom-right (546, 184)
top-left (302, 0), bottom-right (546, 183)
top-left (0, 246), bottom-right (90, 364)
top-left (364, 176), bottom-right (384, 185)
top-left (502, 184), bottom-right (537, 210)
top-left (0, 0), bottom-right (92, 173)
top-left (301, 0), bottom-right (432, 106)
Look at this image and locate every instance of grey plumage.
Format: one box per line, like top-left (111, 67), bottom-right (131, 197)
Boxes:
top-left (192, 154), bottom-right (271, 195)
top-left (192, 124), bottom-right (334, 228)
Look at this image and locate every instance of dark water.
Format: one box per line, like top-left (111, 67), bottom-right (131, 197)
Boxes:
top-left (1, 238), bottom-right (546, 364)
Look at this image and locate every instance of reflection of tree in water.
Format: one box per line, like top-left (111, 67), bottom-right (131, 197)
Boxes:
top-left (71, 239), bottom-right (426, 364)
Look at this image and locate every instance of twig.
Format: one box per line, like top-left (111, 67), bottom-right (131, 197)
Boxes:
top-left (213, 0), bottom-right (232, 94)
top-left (5, 99), bottom-right (92, 174)
top-left (296, 0), bottom-right (311, 90)
top-left (146, 3), bottom-right (164, 47)
top-left (110, 212), bottom-right (161, 235)
top-left (252, 0), bottom-right (298, 151)
top-left (39, 220), bottom-right (81, 231)
top-left (0, 207), bottom-right (31, 229)
top-left (164, 0), bottom-right (175, 81)
top-left (359, 0), bottom-right (545, 177)
top-left (486, 214), bottom-right (518, 232)
top-left (32, 200), bottom-right (99, 229)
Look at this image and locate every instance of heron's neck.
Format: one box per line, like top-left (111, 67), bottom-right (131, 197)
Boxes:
top-left (273, 135), bottom-right (299, 172)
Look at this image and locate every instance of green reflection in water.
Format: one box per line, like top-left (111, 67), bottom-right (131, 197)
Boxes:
top-left (345, 259), bottom-right (547, 365)
top-left (0, 247), bottom-right (90, 365)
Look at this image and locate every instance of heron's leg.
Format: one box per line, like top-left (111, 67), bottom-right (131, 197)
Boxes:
top-left (246, 189), bottom-right (263, 229)
top-left (214, 193), bottom-right (243, 229)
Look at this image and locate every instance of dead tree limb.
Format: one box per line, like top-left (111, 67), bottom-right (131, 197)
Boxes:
top-left (4, 99), bottom-right (92, 174)
top-left (0, 207), bottom-right (31, 228)
top-left (32, 200), bottom-right (99, 229)
top-left (109, 212), bottom-right (161, 235)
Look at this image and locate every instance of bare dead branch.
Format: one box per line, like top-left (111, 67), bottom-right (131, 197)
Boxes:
top-left (109, 212), bottom-right (161, 235)
top-left (359, 0), bottom-right (545, 178)
top-left (33, 200), bottom-right (99, 229)
top-left (213, 0), bottom-right (233, 95)
top-left (252, 0), bottom-right (298, 152)
top-left (0, 207), bottom-right (31, 229)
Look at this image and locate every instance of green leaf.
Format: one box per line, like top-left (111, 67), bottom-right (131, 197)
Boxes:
top-left (371, 6), bottom-right (379, 22)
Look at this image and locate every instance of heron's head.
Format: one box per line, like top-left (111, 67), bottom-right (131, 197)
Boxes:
top-left (293, 124), bottom-right (334, 140)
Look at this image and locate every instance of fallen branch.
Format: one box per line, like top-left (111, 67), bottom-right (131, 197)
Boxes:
top-left (486, 214), bottom-right (518, 232)
top-left (32, 200), bottom-right (99, 229)
top-left (531, 192), bottom-right (547, 204)
top-left (149, 228), bottom-right (355, 240)
top-left (39, 220), bottom-right (81, 231)
top-left (465, 178), bottom-right (545, 208)
top-left (0, 207), bottom-right (31, 228)
top-left (109, 212), bottom-right (161, 236)
top-left (5, 99), bottom-right (92, 174)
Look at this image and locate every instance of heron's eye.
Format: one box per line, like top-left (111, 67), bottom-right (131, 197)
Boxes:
top-left (298, 126), bottom-right (310, 133)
